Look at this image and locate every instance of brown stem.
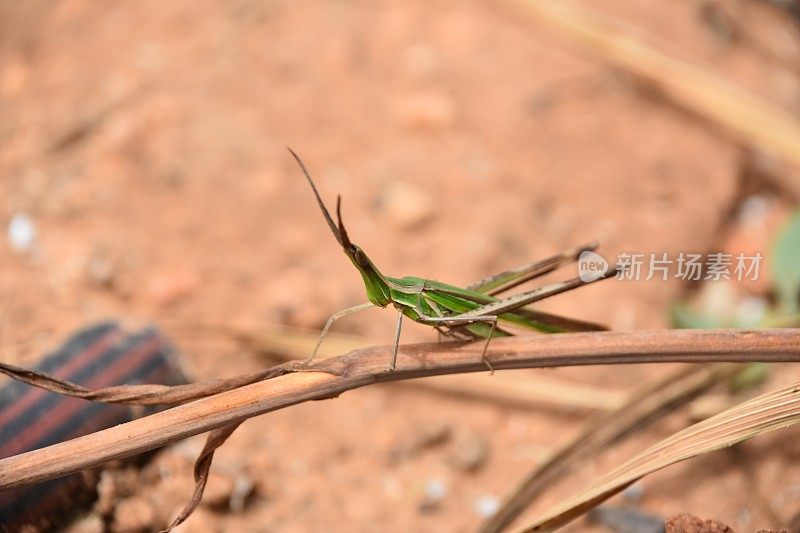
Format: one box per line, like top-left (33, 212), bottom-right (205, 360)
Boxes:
top-left (0, 329), bottom-right (798, 491)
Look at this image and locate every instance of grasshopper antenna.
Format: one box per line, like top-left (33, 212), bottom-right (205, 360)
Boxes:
top-left (287, 147), bottom-right (346, 248)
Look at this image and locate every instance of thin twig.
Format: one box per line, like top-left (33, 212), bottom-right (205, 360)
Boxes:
top-left (0, 329), bottom-right (798, 493)
top-left (223, 322), bottom-right (628, 410)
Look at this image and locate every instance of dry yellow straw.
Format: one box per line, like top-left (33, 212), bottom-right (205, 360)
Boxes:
top-left (509, 0), bottom-right (800, 192)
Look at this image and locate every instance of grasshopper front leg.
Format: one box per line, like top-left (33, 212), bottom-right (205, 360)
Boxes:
top-left (390, 310), bottom-right (403, 371)
top-left (311, 303), bottom-right (374, 362)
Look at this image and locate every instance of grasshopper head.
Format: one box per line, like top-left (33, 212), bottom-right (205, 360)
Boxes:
top-left (335, 197), bottom-right (393, 307)
top-left (289, 148), bottom-right (392, 307)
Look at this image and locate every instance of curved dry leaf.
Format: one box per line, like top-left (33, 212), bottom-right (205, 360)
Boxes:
top-left (524, 381), bottom-right (800, 531)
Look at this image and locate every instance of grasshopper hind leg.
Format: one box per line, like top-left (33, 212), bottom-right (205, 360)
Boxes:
top-left (419, 315), bottom-right (499, 374)
top-left (436, 326), bottom-right (471, 341)
top-left (480, 320), bottom-right (498, 374)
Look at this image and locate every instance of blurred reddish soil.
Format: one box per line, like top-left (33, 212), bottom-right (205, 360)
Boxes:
top-left (2, 1), bottom-right (800, 531)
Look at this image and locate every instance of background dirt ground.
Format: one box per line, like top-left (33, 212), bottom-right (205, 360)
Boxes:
top-left (2, 0), bottom-right (800, 531)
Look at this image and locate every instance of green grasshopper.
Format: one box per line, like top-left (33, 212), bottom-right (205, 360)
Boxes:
top-left (289, 149), bottom-right (616, 371)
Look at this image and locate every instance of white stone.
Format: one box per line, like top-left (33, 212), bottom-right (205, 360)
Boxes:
top-left (8, 213), bottom-right (36, 252)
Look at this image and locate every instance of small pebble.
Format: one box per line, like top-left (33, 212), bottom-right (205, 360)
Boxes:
top-left (229, 474), bottom-right (255, 513)
top-left (737, 506), bottom-right (751, 528)
top-left (8, 213), bottom-right (36, 252)
top-left (425, 479), bottom-right (446, 499)
top-left (389, 420), bottom-right (451, 463)
top-left (419, 479), bottom-right (447, 513)
top-left (63, 514), bottom-right (105, 533)
top-left (85, 246), bottom-right (116, 288)
top-left (622, 482), bottom-right (645, 503)
top-left (735, 296), bottom-right (768, 326)
top-left (94, 471), bottom-right (116, 517)
top-left (588, 505), bottom-right (664, 533)
top-left (473, 495), bottom-right (500, 518)
top-left (447, 430), bottom-right (489, 473)
top-left (737, 195), bottom-right (772, 227)
top-left (64, 513), bottom-right (106, 533)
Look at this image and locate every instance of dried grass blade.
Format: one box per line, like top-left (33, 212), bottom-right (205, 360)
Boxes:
top-left (508, 0), bottom-right (800, 195)
top-left (481, 363), bottom-right (740, 532)
top-left (522, 380), bottom-right (800, 531)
